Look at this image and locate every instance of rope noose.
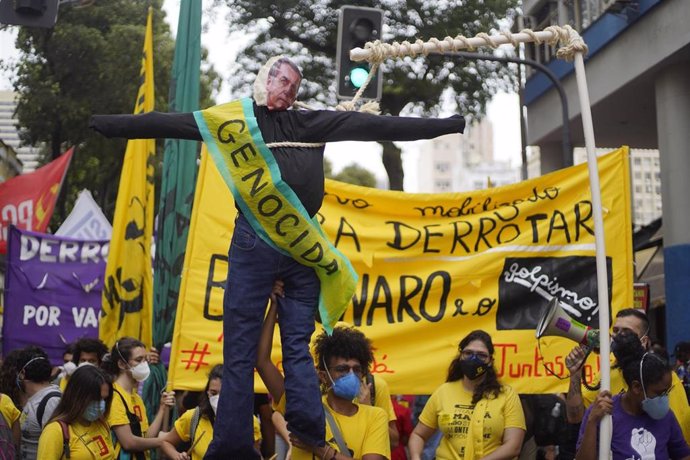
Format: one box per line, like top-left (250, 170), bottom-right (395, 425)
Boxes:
top-left (266, 25), bottom-right (587, 149)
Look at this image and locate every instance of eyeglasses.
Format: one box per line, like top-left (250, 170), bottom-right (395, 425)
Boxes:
top-left (461, 350), bottom-right (491, 362)
top-left (328, 365), bottom-right (364, 377)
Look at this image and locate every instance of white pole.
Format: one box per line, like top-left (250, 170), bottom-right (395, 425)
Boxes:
top-left (573, 52), bottom-right (612, 460)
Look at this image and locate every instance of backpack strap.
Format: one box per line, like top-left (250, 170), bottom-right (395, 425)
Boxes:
top-left (190, 407), bottom-right (201, 444)
top-left (323, 404), bottom-right (352, 458)
top-left (36, 391), bottom-right (62, 429)
top-left (112, 389), bottom-right (145, 460)
top-left (57, 420), bottom-right (71, 459)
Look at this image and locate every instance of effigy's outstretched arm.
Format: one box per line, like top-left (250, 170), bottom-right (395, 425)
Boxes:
top-left (294, 110), bottom-right (465, 144)
top-left (89, 112), bottom-right (202, 141)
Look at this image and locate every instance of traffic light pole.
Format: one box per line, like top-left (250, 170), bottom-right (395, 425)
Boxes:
top-left (447, 51), bottom-right (572, 173)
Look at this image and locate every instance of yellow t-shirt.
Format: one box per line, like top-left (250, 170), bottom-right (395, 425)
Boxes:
top-left (37, 419), bottom-right (114, 460)
top-left (0, 393), bottom-right (20, 425)
top-left (419, 382), bottom-right (525, 460)
top-left (277, 394), bottom-right (390, 459)
top-left (583, 369), bottom-right (690, 443)
top-left (108, 382), bottom-right (151, 459)
top-left (371, 375), bottom-right (397, 423)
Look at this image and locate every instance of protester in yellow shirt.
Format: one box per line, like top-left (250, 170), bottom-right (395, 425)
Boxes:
top-left (329, 321), bottom-right (400, 451)
top-left (256, 281), bottom-right (390, 460)
top-left (37, 365), bottom-right (115, 460)
top-left (160, 364), bottom-right (262, 459)
top-left (101, 337), bottom-right (175, 459)
top-left (409, 330), bottom-right (526, 460)
top-left (0, 391), bottom-right (21, 452)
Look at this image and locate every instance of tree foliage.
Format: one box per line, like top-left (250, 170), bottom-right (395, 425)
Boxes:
top-left (8, 0), bottom-right (220, 223)
top-left (334, 164), bottom-right (378, 188)
top-left (324, 158), bottom-right (377, 188)
top-left (216, 0), bottom-right (518, 189)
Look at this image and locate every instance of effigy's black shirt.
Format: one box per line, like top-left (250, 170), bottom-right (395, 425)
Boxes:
top-left (90, 102), bottom-right (465, 216)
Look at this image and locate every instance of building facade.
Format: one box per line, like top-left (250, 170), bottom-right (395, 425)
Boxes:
top-left (0, 90), bottom-right (40, 173)
top-left (521, 0), bottom-right (689, 351)
top-left (416, 120), bottom-right (520, 193)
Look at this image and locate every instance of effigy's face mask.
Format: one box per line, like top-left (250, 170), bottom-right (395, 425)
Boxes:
top-left (265, 64), bottom-right (301, 111)
top-left (253, 56), bottom-right (301, 110)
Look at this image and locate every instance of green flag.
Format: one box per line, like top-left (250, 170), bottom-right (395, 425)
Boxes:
top-left (145, 0), bottom-right (201, 424)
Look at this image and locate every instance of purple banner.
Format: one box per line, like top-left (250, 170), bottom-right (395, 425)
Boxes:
top-left (3, 226), bottom-right (108, 364)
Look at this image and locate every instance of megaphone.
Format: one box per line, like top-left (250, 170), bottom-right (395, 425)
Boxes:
top-left (536, 297), bottom-right (599, 349)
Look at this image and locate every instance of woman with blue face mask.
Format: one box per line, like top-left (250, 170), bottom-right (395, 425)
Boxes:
top-left (37, 364), bottom-right (114, 459)
top-left (256, 280), bottom-right (390, 459)
top-left (576, 330), bottom-right (690, 460)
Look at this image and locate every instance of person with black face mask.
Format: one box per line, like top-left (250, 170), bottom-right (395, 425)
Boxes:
top-left (408, 330), bottom-right (526, 460)
top-left (575, 330), bottom-right (690, 460)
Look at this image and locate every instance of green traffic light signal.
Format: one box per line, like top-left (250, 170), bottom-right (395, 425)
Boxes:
top-left (350, 67), bottom-right (369, 88)
top-left (336, 6), bottom-right (383, 100)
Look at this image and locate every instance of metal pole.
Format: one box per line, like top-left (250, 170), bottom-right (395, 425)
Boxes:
top-left (448, 51), bottom-right (572, 168)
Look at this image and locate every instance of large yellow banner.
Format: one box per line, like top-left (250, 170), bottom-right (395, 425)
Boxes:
top-left (100, 8), bottom-right (155, 348)
top-left (169, 147), bottom-right (632, 394)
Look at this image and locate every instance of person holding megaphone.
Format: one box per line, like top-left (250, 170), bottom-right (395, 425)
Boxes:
top-left (574, 330), bottom-right (690, 460)
top-left (563, 308), bottom-right (690, 444)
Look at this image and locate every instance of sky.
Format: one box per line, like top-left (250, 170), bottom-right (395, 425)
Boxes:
top-left (0, 1), bottom-right (521, 191)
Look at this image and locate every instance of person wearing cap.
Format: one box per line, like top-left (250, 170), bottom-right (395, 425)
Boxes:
top-left (90, 55), bottom-right (465, 459)
top-left (564, 308), bottom-right (690, 443)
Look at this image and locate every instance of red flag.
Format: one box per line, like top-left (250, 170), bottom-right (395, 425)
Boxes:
top-left (0, 147), bottom-right (74, 253)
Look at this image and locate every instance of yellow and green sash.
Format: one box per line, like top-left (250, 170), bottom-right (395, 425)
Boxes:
top-left (193, 99), bottom-right (358, 332)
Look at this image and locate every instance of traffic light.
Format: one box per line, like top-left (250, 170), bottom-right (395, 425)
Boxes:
top-left (0, 0), bottom-right (59, 28)
top-left (336, 6), bottom-right (383, 100)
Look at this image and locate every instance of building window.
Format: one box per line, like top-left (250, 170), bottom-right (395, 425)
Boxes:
top-left (435, 180), bottom-right (451, 191)
top-left (435, 162), bottom-right (450, 173)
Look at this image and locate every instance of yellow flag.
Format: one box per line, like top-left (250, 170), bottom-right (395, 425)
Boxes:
top-left (100, 8), bottom-right (155, 348)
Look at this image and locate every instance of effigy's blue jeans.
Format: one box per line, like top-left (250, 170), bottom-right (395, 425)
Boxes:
top-left (204, 214), bottom-right (325, 459)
